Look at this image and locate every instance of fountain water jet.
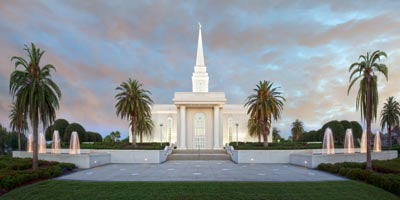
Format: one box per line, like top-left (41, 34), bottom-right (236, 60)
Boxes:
top-left (360, 130), bottom-right (367, 153)
top-left (51, 130), bottom-right (61, 154)
top-left (26, 133), bottom-right (33, 152)
top-left (322, 128), bottom-right (335, 154)
top-left (374, 131), bottom-right (382, 152)
top-left (38, 132), bottom-right (47, 153)
top-left (344, 129), bottom-right (355, 154)
top-left (69, 131), bottom-right (80, 154)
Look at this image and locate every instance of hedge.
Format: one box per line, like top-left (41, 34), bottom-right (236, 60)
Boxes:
top-left (0, 157), bottom-right (76, 191)
top-left (317, 159), bottom-right (400, 196)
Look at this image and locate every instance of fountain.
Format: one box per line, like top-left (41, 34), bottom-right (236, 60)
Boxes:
top-left (374, 131), bottom-right (382, 152)
top-left (69, 131), bottom-right (80, 154)
top-left (344, 129), bottom-right (355, 154)
top-left (26, 133), bottom-right (33, 152)
top-left (51, 130), bottom-right (61, 154)
top-left (360, 130), bottom-right (367, 153)
top-left (322, 128), bottom-right (335, 154)
top-left (38, 132), bottom-right (47, 153)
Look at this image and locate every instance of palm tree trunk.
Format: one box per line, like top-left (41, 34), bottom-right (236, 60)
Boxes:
top-left (131, 114), bottom-right (137, 147)
top-left (32, 120), bottom-right (39, 170)
top-left (258, 134), bottom-right (261, 143)
top-left (140, 132), bottom-right (143, 144)
top-left (366, 77), bottom-right (372, 171)
top-left (388, 125), bottom-right (392, 150)
top-left (17, 131), bottom-right (21, 151)
top-left (263, 125), bottom-right (268, 147)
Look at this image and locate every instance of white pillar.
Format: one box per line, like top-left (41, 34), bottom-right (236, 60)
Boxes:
top-left (213, 105), bottom-right (220, 149)
top-left (179, 106), bottom-right (186, 149)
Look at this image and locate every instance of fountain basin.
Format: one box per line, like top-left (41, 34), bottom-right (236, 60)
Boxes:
top-left (12, 151), bottom-right (110, 169)
top-left (289, 150), bottom-right (398, 168)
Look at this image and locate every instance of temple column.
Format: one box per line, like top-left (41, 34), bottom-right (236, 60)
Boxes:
top-left (213, 105), bottom-right (220, 149)
top-left (179, 105), bottom-right (186, 149)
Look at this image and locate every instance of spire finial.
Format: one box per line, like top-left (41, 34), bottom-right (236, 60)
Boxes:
top-left (195, 22), bottom-right (205, 66)
top-left (198, 22), bottom-right (202, 30)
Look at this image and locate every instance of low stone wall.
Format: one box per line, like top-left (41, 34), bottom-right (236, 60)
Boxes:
top-left (12, 151), bottom-right (110, 169)
top-left (12, 146), bottom-right (173, 168)
top-left (231, 149), bottom-right (312, 163)
top-left (290, 150), bottom-right (398, 168)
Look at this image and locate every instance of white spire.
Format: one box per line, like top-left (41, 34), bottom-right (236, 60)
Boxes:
top-left (196, 22), bottom-right (205, 66)
top-left (192, 22), bottom-right (209, 92)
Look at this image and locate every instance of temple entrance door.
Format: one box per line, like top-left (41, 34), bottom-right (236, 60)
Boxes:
top-left (194, 113), bottom-right (206, 149)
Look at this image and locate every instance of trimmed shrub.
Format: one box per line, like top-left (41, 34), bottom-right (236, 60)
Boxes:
top-left (317, 163), bottom-right (339, 173)
top-left (338, 167), bottom-right (350, 176)
top-left (64, 123), bottom-right (86, 143)
top-left (336, 162), bottom-right (366, 169)
top-left (345, 168), bottom-right (373, 181)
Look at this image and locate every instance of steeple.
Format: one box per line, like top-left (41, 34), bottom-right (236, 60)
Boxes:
top-left (192, 23), bottom-right (209, 92)
top-left (196, 22), bottom-right (205, 66)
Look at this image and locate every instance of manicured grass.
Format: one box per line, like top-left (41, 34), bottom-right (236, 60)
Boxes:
top-left (1, 180), bottom-right (398, 200)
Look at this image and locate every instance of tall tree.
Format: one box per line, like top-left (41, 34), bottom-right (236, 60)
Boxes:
top-left (115, 79), bottom-right (153, 147)
top-left (245, 81), bottom-right (285, 147)
top-left (348, 50), bottom-right (388, 171)
top-left (291, 119), bottom-right (304, 141)
top-left (380, 96), bottom-right (400, 149)
top-left (9, 43), bottom-right (61, 170)
top-left (9, 101), bottom-right (28, 150)
top-left (137, 115), bottom-right (154, 143)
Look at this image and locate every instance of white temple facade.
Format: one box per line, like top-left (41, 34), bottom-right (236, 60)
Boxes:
top-left (129, 24), bottom-right (272, 149)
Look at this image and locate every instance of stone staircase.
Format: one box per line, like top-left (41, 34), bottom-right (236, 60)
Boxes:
top-left (167, 149), bottom-right (231, 160)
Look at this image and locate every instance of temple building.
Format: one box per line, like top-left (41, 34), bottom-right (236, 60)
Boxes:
top-left (129, 24), bottom-right (272, 149)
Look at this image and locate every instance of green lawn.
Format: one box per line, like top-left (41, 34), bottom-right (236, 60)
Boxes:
top-left (1, 180), bottom-right (398, 200)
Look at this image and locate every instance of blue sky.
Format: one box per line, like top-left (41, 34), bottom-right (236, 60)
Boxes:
top-left (1, 0), bottom-right (400, 139)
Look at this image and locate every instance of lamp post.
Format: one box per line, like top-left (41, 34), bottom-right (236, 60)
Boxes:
top-left (160, 123), bottom-right (163, 147)
top-left (235, 123), bottom-right (239, 147)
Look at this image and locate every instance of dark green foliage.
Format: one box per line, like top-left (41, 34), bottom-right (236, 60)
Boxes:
top-left (317, 158), bottom-right (400, 195)
top-left (322, 121), bottom-right (345, 144)
top-left (0, 124), bottom-right (27, 154)
top-left (86, 131), bottom-right (103, 142)
top-left (80, 142), bottom-right (169, 150)
top-left (0, 156), bottom-right (75, 191)
top-left (52, 119), bottom-right (69, 141)
top-left (229, 141), bottom-right (323, 150)
top-left (64, 123), bottom-right (86, 143)
top-left (351, 121), bottom-right (363, 141)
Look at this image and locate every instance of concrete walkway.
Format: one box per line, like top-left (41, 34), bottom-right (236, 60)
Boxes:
top-left (57, 160), bottom-right (346, 182)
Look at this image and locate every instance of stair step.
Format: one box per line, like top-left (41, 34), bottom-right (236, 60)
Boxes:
top-left (168, 154), bottom-right (231, 160)
top-left (172, 149), bottom-right (226, 154)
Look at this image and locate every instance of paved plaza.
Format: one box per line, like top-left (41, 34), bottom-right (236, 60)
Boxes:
top-left (57, 160), bottom-right (346, 182)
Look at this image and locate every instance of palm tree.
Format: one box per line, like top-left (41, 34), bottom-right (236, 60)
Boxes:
top-left (9, 43), bottom-right (61, 170)
top-left (291, 119), bottom-right (304, 141)
top-left (247, 118), bottom-right (262, 143)
top-left (245, 81), bottom-right (285, 147)
top-left (348, 50), bottom-right (388, 171)
top-left (380, 96), bottom-right (400, 149)
top-left (272, 127), bottom-right (282, 142)
top-left (110, 131), bottom-right (121, 142)
top-left (9, 101), bottom-right (28, 150)
top-left (137, 115), bottom-right (154, 143)
top-left (115, 79), bottom-right (153, 147)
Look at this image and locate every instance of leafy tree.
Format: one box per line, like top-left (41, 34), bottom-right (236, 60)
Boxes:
top-left (348, 50), bottom-right (388, 170)
top-left (245, 81), bottom-right (285, 147)
top-left (291, 119), bottom-right (304, 141)
top-left (110, 131), bottom-right (121, 142)
top-left (115, 79), bottom-right (153, 147)
top-left (9, 43), bottom-right (61, 170)
top-left (380, 96), bottom-right (400, 149)
top-left (104, 135), bottom-right (112, 143)
top-left (86, 131), bottom-right (103, 142)
top-left (9, 102), bottom-right (28, 150)
top-left (64, 123), bottom-right (86, 143)
top-left (46, 119), bottom-right (69, 141)
top-left (350, 121), bottom-right (363, 142)
top-left (322, 121), bottom-right (345, 144)
top-left (137, 116), bottom-right (154, 143)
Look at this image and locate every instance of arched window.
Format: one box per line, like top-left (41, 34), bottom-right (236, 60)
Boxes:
top-left (194, 113), bottom-right (206, 148)
top-left (167, 117), bottom-right (172, 143)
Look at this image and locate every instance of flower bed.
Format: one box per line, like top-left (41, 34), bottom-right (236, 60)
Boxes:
top-left (0, 156), bottom-right (75, 194)
top-left (317, 158), bottom-right (400, 195)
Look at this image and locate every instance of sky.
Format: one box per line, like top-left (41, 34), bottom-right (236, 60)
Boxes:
top-left (0, 0), bottom-right (400, 139)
